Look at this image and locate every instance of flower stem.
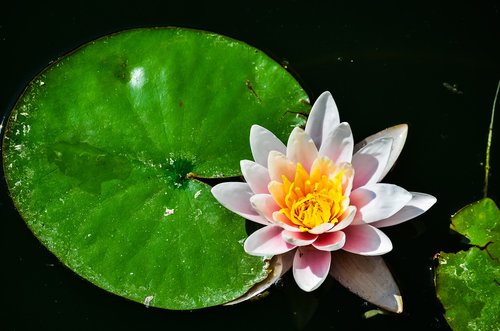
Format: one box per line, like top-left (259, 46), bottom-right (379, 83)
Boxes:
top-left (483, 80), bottom-right (500, 198)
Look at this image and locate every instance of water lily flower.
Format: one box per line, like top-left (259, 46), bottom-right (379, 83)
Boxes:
top-left (212, 91), bottom-right (436, 311)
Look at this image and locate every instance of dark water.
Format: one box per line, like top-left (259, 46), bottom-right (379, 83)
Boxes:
top-left (1, 1), bottom-right (499, 330)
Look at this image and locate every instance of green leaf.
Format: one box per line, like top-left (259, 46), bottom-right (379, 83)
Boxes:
top-left (435, 198), bottom-right (500, 331)
top-left (2, 28), bottom-right (310, 309)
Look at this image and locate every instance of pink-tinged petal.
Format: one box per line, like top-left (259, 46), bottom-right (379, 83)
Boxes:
top-left (250, 194), bottom-right (280, 222)
top-left (282, 230), bottom-right (318, 246)
top-left (330, 251), bottom-right (403, 313)
top-left (286, 127), bottom-right (318, 172)
top-left (267, 151), bottom-right (296, 182)
top-left (350, 184), bottom-right (412, 224)
top-left (224, 251), bottom-right (294, 305)
top-left (342, 224), bottom-right (393, 256)
top-left (240, 160), bottom-right (270, 194)
top-left (305, 91), bottom-right (341, 149)
top-left (309, 222), bottom-right (334, 234)
top-left (250, 125), bottom-right (286, 167)
top-left (211, 183), bottom-right (269, 225)
top-left (313, 231), bottom-right (346, 251)
top-left (351, 137), bottom-right (393, 189)
top-left (244, 226), bottom-right (296, 256)
top-left (272, 211), bottom-right (302, 232)
top-left (293, 247), bottom-right (331, 291)
top-left (318, 122), bottom-right (354, 164)
top-left (354, 124), bottom-right (408, 182)
top-left (329, 206), bottom-right (357, 232)
top-left (371, 192), bottom-right (437, 228)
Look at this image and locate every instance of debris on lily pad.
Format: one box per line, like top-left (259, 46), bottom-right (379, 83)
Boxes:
top-left (435, 198), bottom-right (500, 331)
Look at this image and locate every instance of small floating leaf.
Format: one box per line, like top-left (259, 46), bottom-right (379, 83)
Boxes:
top-left (2, 28), bottom-right (310, 309)
top-left (435, 198), bottom-right (500, 331)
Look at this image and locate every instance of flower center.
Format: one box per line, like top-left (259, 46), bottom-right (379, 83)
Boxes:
top-left (280, 161), bottom-right (346, 232)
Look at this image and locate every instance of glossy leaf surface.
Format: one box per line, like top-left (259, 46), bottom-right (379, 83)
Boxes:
top-left (435, 198), bottom-right (500, 331)
top-left (2, 28), bottom-right (310, 309)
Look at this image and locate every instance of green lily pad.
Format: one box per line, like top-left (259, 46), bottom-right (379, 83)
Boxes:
top-left (2, 28), bottom-right (310, 309)
top-left (435, 198), bottom-right (500, 331)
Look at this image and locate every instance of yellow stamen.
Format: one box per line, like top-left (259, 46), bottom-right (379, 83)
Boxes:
top-left (279, 160), bottom-right (348, 232)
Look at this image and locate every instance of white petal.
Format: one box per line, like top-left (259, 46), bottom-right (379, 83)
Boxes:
top-left (305, 91), bottom-right (340, 149)
top-left (293, 247), bottom-right (331, 291)
top-left (211, 183), bottom-right (269, 225)
top-left (318, 122), bottom-right (354, 164)
top-left (350, 184), bottom-right (412, 224)
top-left (354, 124), bottom-right (408, 181)
top-left (351, 137), bottom-right (393, 189)
top-left (342, 224), bottom-right (393, 256)
top-left (330, 251), bottom-right (403, 313)
top-left (286, 127), bottom-right (318, 172)
top-left (250, 125), bottom-right (286, 167)
top-left (240, 160), bottom-right (271, 194)
top-left (244, 226), bottom-right (296, 256)
top-left (250, 194), bottom-right (280, 223)
top-left (267, 151), bottom-right (296, 182)
top-left (371, 192), bottom-right (437, 228)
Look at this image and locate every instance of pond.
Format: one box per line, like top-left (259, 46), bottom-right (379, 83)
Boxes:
top-left (1, 1), bottom-right (499, 330)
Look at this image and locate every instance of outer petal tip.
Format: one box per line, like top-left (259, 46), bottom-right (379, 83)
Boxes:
top-left (293, 248), bottom-right (331, 292)
top-left (352, 137), bottom-right (393, 188)
top-left (240, 160), bottom-right (271, 194)
top-left (342, 224), bottom-right (393, 256)
top-left (394, 294), bottom-right (404, 314)
top-left (249, 125), bottom-right (286, 167)
top-left (211, 182), bottom-right (269, 225)
top-left (354, 123), bottom-right (409, 181)
top-left (351, 184), bottom-right (412, 225)
top-left (305, 91), bottom-right (340, 148)
top-left (398, 123), bottom-right (409, 133)
top-left (330, 252), bottom-right (403, 313)
top-left (371, 192), bottom-right (437, 228)
top-left (244, 226), bottom-right (295, 256)
top-left (318, 122), bottom-right (354, 164)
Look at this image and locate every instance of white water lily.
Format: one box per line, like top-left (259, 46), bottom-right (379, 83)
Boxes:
top-left (212, 91), bottom-right (436, 312)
